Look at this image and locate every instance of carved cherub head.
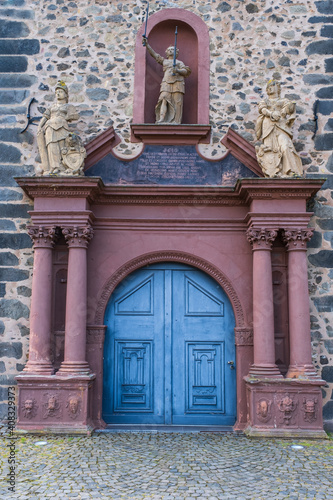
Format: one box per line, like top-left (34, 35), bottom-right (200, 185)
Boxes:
top-left (47, 395), bottom-right (57, 411)
top-left (68, 397), bottom-right (79, 414)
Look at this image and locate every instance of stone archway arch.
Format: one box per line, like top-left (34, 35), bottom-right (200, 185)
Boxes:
top-left (94, 251), bottom-right (245, 328)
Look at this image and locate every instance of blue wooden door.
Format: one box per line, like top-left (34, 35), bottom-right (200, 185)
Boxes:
top-left (103, 263), bottom-right (236, 425)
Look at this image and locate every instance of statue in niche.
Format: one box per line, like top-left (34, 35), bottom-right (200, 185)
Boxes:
top-left (142, 36), bottom-right (191, 124)
top-left (255, 79), bottom-right (303, 178)
top-left (37, 80), bottom-right (86, 176)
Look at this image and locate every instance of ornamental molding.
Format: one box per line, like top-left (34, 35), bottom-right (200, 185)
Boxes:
top-left (246, 228), bottom-right (278, 249)
top-left (28, 225), bottom-right (59, 248)
top-left (282, 228), bottom-right (314, 250)
top-left (234, 327), bottom-right (254, 346)
top-left (62, 225), bottom-right (94, 248)
top-left (94, 251), bottom-right (245, 327)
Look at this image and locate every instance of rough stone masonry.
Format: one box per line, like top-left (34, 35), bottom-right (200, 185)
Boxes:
top-left (0, 0), bottom-right (332, 425)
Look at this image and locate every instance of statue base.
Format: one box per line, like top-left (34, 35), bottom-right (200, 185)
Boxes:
top-left (130, 123), bottom-right (211, 145)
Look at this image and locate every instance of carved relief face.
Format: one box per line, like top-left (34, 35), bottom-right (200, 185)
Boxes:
top-left (48, 396), bottom-right (57, 410)
top-left (258, 400), bottom-right (268, 417)
top-left (266, 80), bottom-right (281, 98)
top-left (55, 88), bottom-right (67, 101)
top-left (165, 46), bottom-right (179, 59)
top-left (305, 401), bottom-right (315, 412)
top-left (69, 397), bottom-right (78, 414)
top-left (282, 396), bottom-right (293, 410)
top-left (24, 399), bottom-right (33, 412)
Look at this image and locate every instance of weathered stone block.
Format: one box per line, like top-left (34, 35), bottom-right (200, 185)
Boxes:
top-left (0, 219), bottom-right (16, 230)
top-left (0, 90), bottom-right (28, 105)
top-left (308, 250), bottom-right (333, 267)
top-left (306, 40), bottom-right (333, 55)
top-left (0, 188), bottom-right (23, 201)
top-left (0, 361), bottom-right (5, 373)
top-left (0, 144), bottom-right (21, 163)
top-left (315, 1), bottom-right (333, 15)
top-left (0, 233), bottom-right (32, 249)
top-left (0, 341), bottom-right (22, 358)
top-left (0, 56), bottom-right (27, 72)
top-left (315, 133), bottom-right (333, 150)
top-left (323, 400), bottom-right (333, 420)
top-left (0, 8), bottom-right (33, 19)
top-left (86, 88), bottom-right (109, 101)
top-left (0, 74), bottom-right (37, 87)
top-left (0, 20), bottom-right (29, 37)
top-left (309, 16), bottom-right (333, 23)
top-left (325, 119), bottom-right (333, 131)
top-left (18, 324), bottom-right (29, 337)
top-left (307, 231), bottom-right (322, 248)
top-left (317, 218), bottom-right (333, 230)
top-left (325, 58), bottom-right (333, 72)
top-left (304, 74), bottom-right (333, 85)
top-left (0, 0), bottom-right (25, 5)
top-left (321, 25), bottom-right (333, 38)
top-left (0, 128), bottom-right (33, 144)
top-left (0, 320), bottom-right (4, 334)
top-left (0, 164), bottom-right (34, 186)
top-left (316, 100), bottom-right (333, 115)
top-left (0, 252), bottom-right (19, 266)
top-left (317, 86), bottom-right (333, 99)
top-left (0, 268), bottom-right (29, 281)
top-left (313, 295), bottom-right (333, 312)
top-left (324, 339), bottom-right (333, 354)
top-left (0, 284), bottom-right (5, 298)
top-left (17, 285), bottom-right (31, 297)
top-left (0, 203), bottom-right (31, 218)
top-left (322, 365), bottom-right (333, 383)
top-left (0, 299), bottom-right (29, 320)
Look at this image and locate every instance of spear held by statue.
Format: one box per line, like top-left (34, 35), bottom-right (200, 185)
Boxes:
top-left (172, 26), bottom-right (178, 75)
top-left (142, 2), bottom-right (149, 46)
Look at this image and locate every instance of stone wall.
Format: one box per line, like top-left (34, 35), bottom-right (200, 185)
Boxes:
top-left (0, 0), bottom-right (332, 423)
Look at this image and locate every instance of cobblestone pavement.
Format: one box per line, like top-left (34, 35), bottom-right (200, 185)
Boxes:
top-left (0, 431), bottom-right (332, 500)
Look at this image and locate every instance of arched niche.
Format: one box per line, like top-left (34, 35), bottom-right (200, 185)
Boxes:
top-left (133, 8), bottom-right (210, 125)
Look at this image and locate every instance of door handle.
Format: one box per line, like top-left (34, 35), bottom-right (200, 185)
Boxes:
top-left (227, 360), bottom-right (235, 369)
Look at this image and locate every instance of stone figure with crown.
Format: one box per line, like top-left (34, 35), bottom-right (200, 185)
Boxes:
top-left (36, 80), bottom-right (86, 176)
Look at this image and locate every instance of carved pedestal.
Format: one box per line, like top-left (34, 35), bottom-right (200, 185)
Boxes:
top-left (245, 378), bottom-right (326, 438)
top-left (16, 374), bottom-right (95, 435)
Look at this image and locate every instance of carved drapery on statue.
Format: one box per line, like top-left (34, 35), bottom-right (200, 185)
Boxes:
top-left (255, 80), bottom-right (303, 178)
top-left (36, 81), bottom-right (86, 176)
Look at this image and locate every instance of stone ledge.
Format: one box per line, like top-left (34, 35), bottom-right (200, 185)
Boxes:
top-left (130, 123), bottom-right (211, 145)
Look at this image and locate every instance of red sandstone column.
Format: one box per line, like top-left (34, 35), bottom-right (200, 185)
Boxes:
top-left (283, 228), bottom-right (318, 378)
top-left (57, 226), bottom-right (93, 375)
top-left (246, 228), bottom-right (282, 378)
top-left (24, 226), bottom-right (57, 374)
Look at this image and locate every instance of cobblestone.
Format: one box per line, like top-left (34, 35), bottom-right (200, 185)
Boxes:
top-left (0, 431), bottom-right (332, 499)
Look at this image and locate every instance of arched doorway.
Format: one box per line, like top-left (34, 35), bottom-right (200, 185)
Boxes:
top-left (103, 263), bottom-right (236, 426)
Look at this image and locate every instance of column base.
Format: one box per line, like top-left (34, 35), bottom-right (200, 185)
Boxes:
top-left (16, 373), bottom-right (96, 434)
top-left (23, 361), bottom-right (54, 375)
top-left (248, 364), bottom-right (283, 378)
top-left (286, 364), bottom-right (320, 379)
top-left (57, 361), bottom-right (90, 376)
top-left (245, 376), bottom-right (326, 437)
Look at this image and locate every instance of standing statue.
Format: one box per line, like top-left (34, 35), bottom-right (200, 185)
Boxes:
top-left (142, 34), bottom-right (191, 125)
top-left (36, 80), bottom-right (86, 176)
top-left (255, 80), bottom-right (303, 178)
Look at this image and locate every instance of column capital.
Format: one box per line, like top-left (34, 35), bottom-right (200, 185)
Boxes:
top-left (246, 228), bottom-right (277, 250)
top-left (62, 225), bottom-right (94, 249)
top-left (282, 228), bottom-right (314, 251)
top-left (28, 225), bottom-right (58, 249)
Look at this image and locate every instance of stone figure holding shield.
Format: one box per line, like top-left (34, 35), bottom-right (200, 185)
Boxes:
top-left (142, 33), bottom-right (191, 125)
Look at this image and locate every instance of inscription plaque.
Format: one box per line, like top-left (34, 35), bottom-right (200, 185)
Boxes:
top-left (85, 145), bottom-right (258, 186)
